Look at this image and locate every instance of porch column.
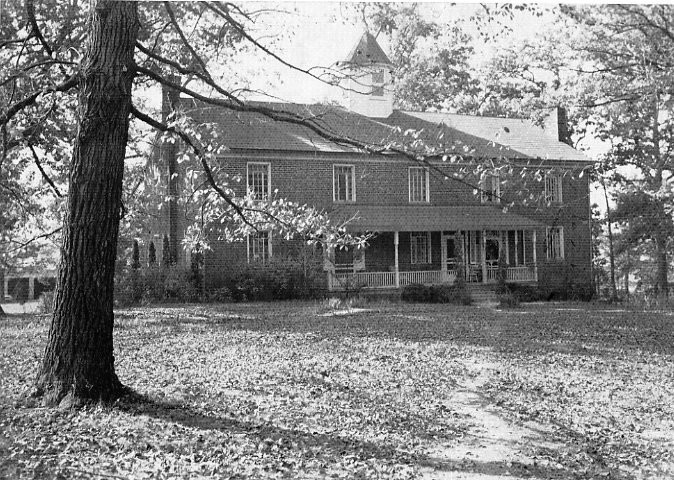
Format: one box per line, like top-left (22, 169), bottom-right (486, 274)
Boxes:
top-left (532, 230), bottom-right (538, 281)
top-left (505, 231), bottom-right (510, 264)
top-left (28, 277), bottom-right (35, 300)
top-left (394, 231), bottom-right (400, 288)
top-left (481, 230), bottom-right (487, 283)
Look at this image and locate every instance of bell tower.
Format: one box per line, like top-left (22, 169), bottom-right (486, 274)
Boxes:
top-left (340, 32), bottom-right (394, 118)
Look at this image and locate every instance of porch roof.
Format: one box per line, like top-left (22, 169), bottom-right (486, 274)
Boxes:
top-left (331, 205), bottom-right (544, 232)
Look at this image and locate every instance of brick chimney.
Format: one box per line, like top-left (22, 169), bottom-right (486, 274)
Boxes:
top-left (544, 106), bottom-right (572, 145)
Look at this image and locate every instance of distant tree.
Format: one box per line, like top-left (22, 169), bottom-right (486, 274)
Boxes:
top-left (190, 243), bottom-right (204, 295)
top-left (162, 234), bottom-right (171, 267)
top-left (148, 241), bottom-right (156, 266)
top-left (357, 4), bottom-right (479, 112)
top-left (131, 240), bottom-right (140, 270)
top-left (559, 5), bottom-right (674, 297)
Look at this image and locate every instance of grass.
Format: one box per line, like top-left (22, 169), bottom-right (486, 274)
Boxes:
top-left (1, 302), bottom-right (673, 479)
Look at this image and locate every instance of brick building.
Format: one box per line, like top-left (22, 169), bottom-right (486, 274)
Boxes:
top-left (150, 32), bottom-right (594, 295)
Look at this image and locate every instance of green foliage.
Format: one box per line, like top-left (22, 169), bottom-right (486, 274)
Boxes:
top-left (401, 283), bottom-right (471, 305)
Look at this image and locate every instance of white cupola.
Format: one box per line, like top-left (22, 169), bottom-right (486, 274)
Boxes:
top-left (339, 32), bottom-right (394, 118)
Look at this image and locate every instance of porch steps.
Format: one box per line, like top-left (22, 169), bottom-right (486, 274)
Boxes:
top-left (466, 285), bottom-right (500, 305)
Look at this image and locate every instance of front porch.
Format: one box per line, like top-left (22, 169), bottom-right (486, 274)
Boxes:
top-left (327, 229), bottom-right (539, 291)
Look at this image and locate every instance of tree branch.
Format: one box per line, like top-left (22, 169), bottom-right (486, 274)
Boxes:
top-left (25, 0), bottom-right (53, 57)
top-left (129, 105), bottom-right (252, 229)
top-left (28, 143), bottom-right (63, 197)
top-left (0, 75), bottom-right (78, 128)
top-left (5, 227), bottom-right (62, 254)
top-left (163, 2), bottom-right (211, 78)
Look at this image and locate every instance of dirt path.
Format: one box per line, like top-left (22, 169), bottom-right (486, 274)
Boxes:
top-left (419, 361), bottom-right (568, 480)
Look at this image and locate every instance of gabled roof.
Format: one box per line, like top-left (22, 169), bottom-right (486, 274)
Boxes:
top-left (185, 100), bottom-right (591, 163)
top-left (343, 31), bottom-right (392, 66)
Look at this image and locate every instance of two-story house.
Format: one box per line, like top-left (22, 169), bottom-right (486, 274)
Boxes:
top-left (153, 32), bottom-right (593, 295)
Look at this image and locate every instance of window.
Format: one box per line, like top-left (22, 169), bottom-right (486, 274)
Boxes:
top-left (544, 174), bottom-right (563, 204)
top-left (409, 167), bottom-right (429, 203)
top-left (481, 172), bottom-right (500, 204)
top-left (333, 165), bottom-right (355, 202)
top-left (247, 162), bottom-right (270, 200)
top-left (371, 69), bottom-right (385, 96)
top-left (410, 232), bottom-right (431, 264)
top-left (248, 231), bottom-right (271, 263)
top-left (546, 226), bottom-right (564, 260)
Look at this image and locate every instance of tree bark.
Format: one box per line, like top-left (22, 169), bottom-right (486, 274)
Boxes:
top-left (35, 1), bottom-right (139, 406)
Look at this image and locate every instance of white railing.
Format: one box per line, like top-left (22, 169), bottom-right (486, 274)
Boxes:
top-left (330, 269), bottom-right (457, 291)
top-left (400, 270), bottom-right (457, 286)
top-left (485, 265), bottom-right (536, 283)
top-left (329, 265), bottom-right (535, 291)
top-left (332, 271), bottom-right (396, 290)
top-left (506, 265), bottom-right (537, 282)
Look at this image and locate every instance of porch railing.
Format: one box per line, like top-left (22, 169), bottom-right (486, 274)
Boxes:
top-left (485, 265), bottom-right (537, 283)
top-left (331, 269), bottom-right (457, 290)
top-left (329, 265), bottom-right (536, 291)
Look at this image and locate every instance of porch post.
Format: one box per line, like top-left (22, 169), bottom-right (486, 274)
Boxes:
top-left (481, 230), bottom-right (487, 283)
top-left (28, 277), bottom-right (35, 300)
top-left (532, 230), bottom-right (538, 281)
top-left (394, 231), bottom-right (400, 288)
top-left (505, 231), bottom-right (509, 264)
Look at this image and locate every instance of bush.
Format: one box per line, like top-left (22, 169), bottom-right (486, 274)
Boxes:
top-left (401, 283), bottom-right (472, 305)
top-left (498, 291), bottom-right (520, 308)
top-left (503, 283), bottom-right (546, 302)
top-left (210, 255), bottom-right (324, 302)
top-left (114, 265), bottom-right (200, 306)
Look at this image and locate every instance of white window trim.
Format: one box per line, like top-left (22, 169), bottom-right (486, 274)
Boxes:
top-left (544, 173), bottom-right (563, 204)
top-left (546, 226), bottom-right (564, 260)
top-left (246, 162), bottom-right (271, 201)
top-left (333, 164), bottom-right (356, 203)
top-left (247, 231), bottom-right (272, 264)
top-left (408, 167), bottom-right (430, 203)
top-left (410, 231), bottom-right (432, 264)
top-left (480, 172), bottom-right (501, 204)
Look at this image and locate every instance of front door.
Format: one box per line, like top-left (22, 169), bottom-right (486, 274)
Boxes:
top-left (441, 234), bottom-right (457, 280)
top-left (485, 237), bottom-right (500, 267)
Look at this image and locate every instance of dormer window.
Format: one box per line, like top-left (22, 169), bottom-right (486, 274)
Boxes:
top-left (371, 69), bottom-right (385, 96)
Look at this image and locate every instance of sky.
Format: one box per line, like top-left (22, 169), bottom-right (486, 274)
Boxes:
top-left (238, 2), bottom-right (551, 105)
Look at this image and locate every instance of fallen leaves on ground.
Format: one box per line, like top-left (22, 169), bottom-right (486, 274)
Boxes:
top-left (1, 302), bottom-right (673, 479)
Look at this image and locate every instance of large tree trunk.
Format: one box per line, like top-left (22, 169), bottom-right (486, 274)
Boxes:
top-left (35, 1), bottom-right (139, 406)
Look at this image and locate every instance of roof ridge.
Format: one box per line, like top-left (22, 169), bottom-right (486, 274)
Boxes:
top-left (399, 109), bottom-right (533, 123)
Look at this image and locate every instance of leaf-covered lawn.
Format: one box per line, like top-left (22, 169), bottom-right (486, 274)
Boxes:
top-left (1, 302), bottom-right (673, 479)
